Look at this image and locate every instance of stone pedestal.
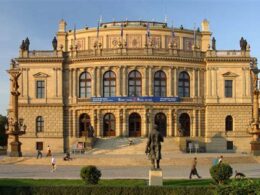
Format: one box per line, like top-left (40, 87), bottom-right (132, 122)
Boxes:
top-left (9, 141), bottom-right (22, 157)
top-left (149, 169), bottom-right (163, 186)
top-left (251, 141), bottom-right (260, 156)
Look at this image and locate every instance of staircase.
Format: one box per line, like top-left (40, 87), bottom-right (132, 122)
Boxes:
top-left (87, 137), bottom-right (181, 155)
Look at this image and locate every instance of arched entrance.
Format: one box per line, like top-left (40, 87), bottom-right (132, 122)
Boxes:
top-left (103, 113), bottom-right (116, 136)
top-left (154, 112), bottom-right (167, 137)
top-left (79, 113), bottom-right (90, 137)
top-left (179, 113), bottom-right (190, 137)
top-left (129, 113), bottom-right (141, 137)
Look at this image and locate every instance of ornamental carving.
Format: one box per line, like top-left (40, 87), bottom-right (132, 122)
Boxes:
top-left (76, 38), bottom-right (85, 50)
top-left (127, 35), bottom-right (142, 48)
top-left (183, 37), bottom-right (194, 51)
top-left (88, 37), bottom-right (103, 49)
top-left (108, 36), bottom-right (121, 48)
top-left (166, 36), bottom-right (180, 49)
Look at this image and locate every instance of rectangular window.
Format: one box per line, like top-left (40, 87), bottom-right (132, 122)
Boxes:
top-left (36, 80), bottom-right (45, 98)
top-left (227, 141), bottom-right (233, 150)
top-left (36, 142), bottom-right (43, 150)
top-left (225, 80), bottom-right (233, 98)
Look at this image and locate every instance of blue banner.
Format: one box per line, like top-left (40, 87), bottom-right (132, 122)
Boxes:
top-left (91, 96), bottom-right (180, 103)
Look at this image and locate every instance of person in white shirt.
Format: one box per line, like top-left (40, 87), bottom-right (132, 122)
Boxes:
top-left (51, 156), bottom-right (56, 172)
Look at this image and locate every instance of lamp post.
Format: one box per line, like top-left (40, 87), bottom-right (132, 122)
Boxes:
top-left (6, 60), bottom-right (26, 157)
top-left (249, 59), bottom-right (260, 155)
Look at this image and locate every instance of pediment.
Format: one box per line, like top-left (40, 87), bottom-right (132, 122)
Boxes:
top-left (33, 72), bottom-right (49, 78)
top-left (222, 72), bottom-right (239, 77)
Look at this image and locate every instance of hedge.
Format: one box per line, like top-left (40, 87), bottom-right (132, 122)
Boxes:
top-left (0, 186), bottom-right (215, 195)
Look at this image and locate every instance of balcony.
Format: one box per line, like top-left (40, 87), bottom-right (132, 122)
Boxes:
top-left (206, 50), bottom-right (250, 58)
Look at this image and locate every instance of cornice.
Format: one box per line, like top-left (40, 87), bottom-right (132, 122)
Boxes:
top-left (205, 57), bottom-right (251, 62)
top-left (16, 58), bottom-right (64, 63)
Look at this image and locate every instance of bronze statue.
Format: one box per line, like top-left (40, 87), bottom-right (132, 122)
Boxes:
top-left (240, 37), bottom-right (247, 51)
top-left (24, 37), bottom-right (30, 51)
top-left (20, 40), bottom-right (26, 51)
top-left (212, 37), bottom-right (216, 50)
top-left (87, 123), bottom-right (94, 137)
top-left (145, 124), bottom-right (164, 169)
top-left (52, 36), bottom-right (57, 50)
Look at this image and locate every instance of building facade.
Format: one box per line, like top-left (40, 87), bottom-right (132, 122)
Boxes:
top-left (8, 19), bottom-right (255, 154)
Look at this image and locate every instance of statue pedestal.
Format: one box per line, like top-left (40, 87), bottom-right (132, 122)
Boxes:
top-left (251, 141), bottom-right (260, 156)
top-left (9, 141), bottom-right (22, 157)
top-left (149, 169), bottom-right (163, 186)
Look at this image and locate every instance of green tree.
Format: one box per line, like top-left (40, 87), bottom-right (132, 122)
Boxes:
top-left (0, 115), bottom-right (8, 146)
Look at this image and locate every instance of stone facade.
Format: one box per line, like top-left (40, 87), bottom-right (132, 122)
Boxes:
top-left (7, 19), bottom-right (255, 154)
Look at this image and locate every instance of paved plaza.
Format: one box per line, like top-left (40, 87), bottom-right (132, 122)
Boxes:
top-left (0, 153), bottom-right (259, 179)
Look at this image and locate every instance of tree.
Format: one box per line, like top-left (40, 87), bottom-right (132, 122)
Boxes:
top-left (0, 115), bottom-right (8, 146)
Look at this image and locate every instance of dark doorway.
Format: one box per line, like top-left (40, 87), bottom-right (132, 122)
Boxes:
top-left (129, 113), bottom-right (141, 137)
top-left (179, 113), bottom-right (190, 137)
top-left (103, 113), bottom-right (116, 136)
top-left (154, 112), bottom-right (167, 137)
top-left (79, 113), bottom-right (90, 137)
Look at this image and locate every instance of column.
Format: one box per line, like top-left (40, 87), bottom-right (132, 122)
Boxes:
top-left (96, 67), bottom-right (101, 97)
top-left (212, 68), bottom-right (216, 97)
top-left (173, 110), bottom-right (178, 136)
top-left (53, 68), bottom-right (58, 97)
top-left (69, 69), bottom-right (73, 99)
top-left (198, 109), bottom-right (201, 137)
top-left (207, 68), bottom-right (212, 97)
top-left (73, 68), bottom-right (78, 98)
top-left (168, 109), bottom-right (173, 136)
top-left (116, 67), bottom-right (122, 96)
top-left (149, 66), bottom-right (153, 96)
top-left (91, 67), bottom-right (96, 97)
top-left (214, 68), bottom-right (218, 97)
top-left (143, 109), bottom-right (149, 136)
top-left (173, 68), bottom-right (178, 96)
top-left (192, 68), bottom-right (196, 97)
top-left (21, 69), bottom-right (24, 97)
top-left (74, 110), bottom-right (78, 138)
top-left (192, 110), bottom-right (197, 137)
top-left (26, 68), bottom-right (29, 100)
top-left (246, 68), bottom-right (251, 96)
top-left (116, 110), bottom-right (121, 136)
top-left (142, 67), bottom-right (148, 96)
top-left (197, 69), bottom-right (201, 97)
top-left (122, 67), bottom-right (127, 96)
top-left (242, 68), bottom-right (246, 97)
top-left (168, 67), bottom-right (173, 97)
top-left (58, 68), bottom-right (62, 97)
top-left (123, 109), bottom-right (127, 136)
top-left (96, 109), bottom-right (101, 136)
top-left (70, 110), bottom-right (73, 137)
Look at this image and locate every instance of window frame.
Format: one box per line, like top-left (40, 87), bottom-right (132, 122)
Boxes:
top-left (225, 80), bottom-right (233, 98)
top-left (79, 71), bottom-right (92, 98)
top-left (178, 71), bottom-right (190, 97)
top-left (36, 116), bottom-right (44, 133)
top-left (103, 71), bottom-right (116, 97)
top-left (154, 70), bottom-right (167, 97)
top-left (36, 80), bottom-right (45, 99)
top-left (128, 70), bottom-right (142, 97)
top-left (225, 115), bottom-right (233, 131)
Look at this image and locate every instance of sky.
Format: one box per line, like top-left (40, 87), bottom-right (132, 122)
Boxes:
top-left (0, 0), bottom-right (260, 115)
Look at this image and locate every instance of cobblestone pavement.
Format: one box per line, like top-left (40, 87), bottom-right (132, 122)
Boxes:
top-left (0, 163), bottom-right (259, 179)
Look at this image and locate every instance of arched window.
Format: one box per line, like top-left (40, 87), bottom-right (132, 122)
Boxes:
top-left (129, 113), bottom-right (141, 137)
top-left (225, 115), bottom-right (233, 131)
top-left (103, 113), bottom-right (116, 136)
top-left (103, 71), bottom-right (116, 97)
top-left (36, 116), bottom-right (44, 133)
top-left (79, 72), bottom-right (91, 98)
top-left (178, 71), bottom-right (190, 97)
top-left (79, 113), bottom-right (91, 137)
top-left (154, 71), bottom-right (166, 97)
top-left (128, 70), bottom-right (142, 97)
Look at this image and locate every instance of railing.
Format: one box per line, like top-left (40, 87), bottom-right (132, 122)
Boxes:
top-left (206, 50), bottom-right (250, 57)
top-left (28, 50), bottom-right (58, 57)
top-left (76, 48), bottom-right (205, 59)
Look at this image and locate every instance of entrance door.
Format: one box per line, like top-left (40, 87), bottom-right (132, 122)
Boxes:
top-left (179, 113), bottom-right (190, 136)
top-left (79, 113), bottom-right (90, 137)
top-left (103, 113), bottom-right (116, 136)
top-left (155, 112), bottom-right (167, 137)
top-left (129, 113), bottom-right (141, 137)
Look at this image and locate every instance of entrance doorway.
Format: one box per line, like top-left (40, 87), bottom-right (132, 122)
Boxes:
top-left (129, 113), bottom-right (141, 137)
top-left (79, 113), bottom-right (90, 137)
top-left (103, 113), bottom-right (116, 136)
top-left (154, 112), bottom-right (167, 137)
top-left (179, 113), bottom-right (190, 136)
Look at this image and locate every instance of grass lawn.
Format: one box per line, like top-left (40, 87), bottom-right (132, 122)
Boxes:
top-left (0, 178), bottom-right (214, 187)
top-left (0, 178), bottom-right (259, 187)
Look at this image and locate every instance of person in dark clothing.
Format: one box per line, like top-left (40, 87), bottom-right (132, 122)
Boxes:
top-left (189, 157), bottom-right (201, 179)
top-left (37, 150), bottom-right (42, 159)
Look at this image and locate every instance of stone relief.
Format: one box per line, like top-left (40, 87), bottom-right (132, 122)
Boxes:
top-left (88, 37), bottom-right (103, 49)
top-left (166, 36), bottom-right (180, 49)
top-left (127, 35), bottom-right (142, 48)
top-left (183, 37), bottom-right (194, 51)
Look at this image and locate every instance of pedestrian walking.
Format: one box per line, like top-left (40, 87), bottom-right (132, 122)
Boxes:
top-left (51, 156), bottom-right (56, 172)
top-left (218, 155), bottom-right (223, 164)
top-left (189, 157), bottom-right (201, 179)
top-left (36, 150), bottom-right (42, 159)
top-left (46, 145), bottom-right (52, 157)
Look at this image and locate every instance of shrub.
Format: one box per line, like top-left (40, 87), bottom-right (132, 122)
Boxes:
top-left (80, 166), bottom-right (101, 185)
top-left (216, 179), bottom-right (260, 195)
top-left (210, 163), bottom-right (233, 184)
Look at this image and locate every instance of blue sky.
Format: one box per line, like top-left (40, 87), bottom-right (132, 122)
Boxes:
top-left (0, 0), bottom-right (260, 115)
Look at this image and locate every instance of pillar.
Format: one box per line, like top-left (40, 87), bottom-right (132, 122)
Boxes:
top-left (91, 67), bottom-right (96, 97)
top-left (174, 110), bottom-right (178, 136)
top-left (116, 67), bottom-right (122, 96)
top-left (96, 109), bottom-right (101, 136)
top-left (198, 109), bottom-right (201, 137)
top-left (192, 68), bottom-right (196, 97)
top-left (197, 69), bottom-right (201, 97)
top-left (168, 109), bottom-right (173, 136)
top-left (242, 67), bottom-right (246, 97)
top-left (122, 66), bottom-right (127, 96)
top-left (192, 110), bottom-right (197, 137)
top-left (148, 66), bottom-right (153, 96)
top-left (96, 67), bottom-right (101, 97)
top-left (168, 67), bottom-right (173, 97)
top-left (173, 68), bottom-right (178, 96)
top-left (143, 67), bottom-right (148, 96)
top-left (57, 68), bottom-right (62, 97)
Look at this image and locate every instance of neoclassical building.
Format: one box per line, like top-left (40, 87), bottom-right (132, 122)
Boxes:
top-left (8, 19), bottom-right (256, 154)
